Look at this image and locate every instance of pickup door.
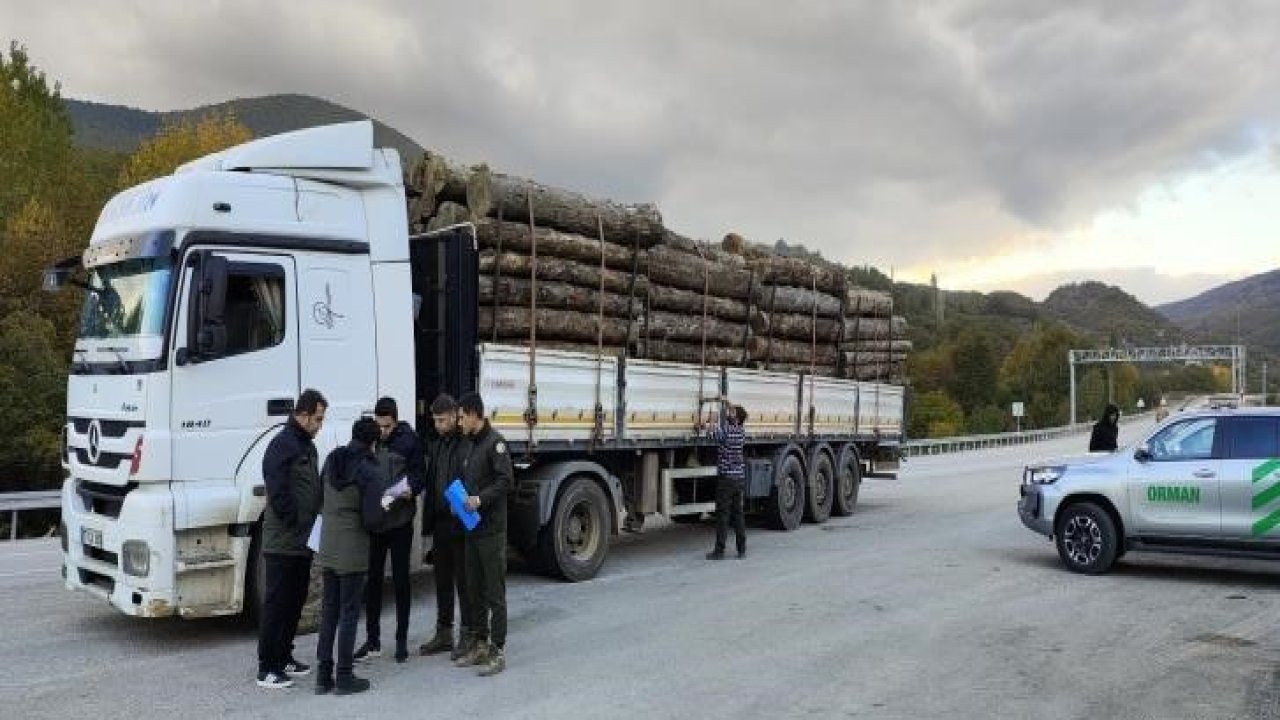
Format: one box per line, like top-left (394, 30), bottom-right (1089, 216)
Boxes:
top-left (1217, 416), bottom-right (1280, 542)
top-left (1126, 416), bottom-right (1221, 538)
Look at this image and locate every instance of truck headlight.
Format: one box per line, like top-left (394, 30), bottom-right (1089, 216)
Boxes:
top-left (122, 540), bottom-right (150, 577)
top-left (1024, 466), bottom-right (1066, 485)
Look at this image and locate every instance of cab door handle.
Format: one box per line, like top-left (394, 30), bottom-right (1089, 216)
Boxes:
top-left (1192, 469), bottom-right (1216, 479)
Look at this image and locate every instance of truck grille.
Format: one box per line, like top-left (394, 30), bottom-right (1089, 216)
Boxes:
top-left (76, 480), bottom-right (135, 519)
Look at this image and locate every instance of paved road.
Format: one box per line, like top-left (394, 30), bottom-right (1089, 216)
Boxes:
top-left (4, 421), bottom-right (1280, 719)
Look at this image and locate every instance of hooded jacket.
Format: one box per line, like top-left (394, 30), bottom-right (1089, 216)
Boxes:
top-left (1088, 403), bottom-right (1120, 452)
top-left (317, 441), bottom-right (387, 574)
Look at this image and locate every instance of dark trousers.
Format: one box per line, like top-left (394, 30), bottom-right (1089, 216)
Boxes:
top-left (464, 532), bottom-right (507, 648)
top-left (433, 526), bottom-right (472, 631)
top-left (365, 521), bottom-right (413, 646)
top-left (257, 552), bottom-right (312, 674)
top-left (317, 569), bottom-right (367, 678)
top-left (714, 475), bottom-right (746, 554)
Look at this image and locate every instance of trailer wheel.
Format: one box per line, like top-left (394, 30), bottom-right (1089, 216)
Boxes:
top-left (832, 445), bottom-right (862, 517)
top-left (804, 450), bottom-right (835, 523)
top-left (766, 454), bottom-right (806, 531)
top-left (539, 476), bottom-right (611, 582)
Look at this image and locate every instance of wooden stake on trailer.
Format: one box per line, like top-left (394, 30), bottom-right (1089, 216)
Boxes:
top-left (524, 191), bottom-right (539, 456)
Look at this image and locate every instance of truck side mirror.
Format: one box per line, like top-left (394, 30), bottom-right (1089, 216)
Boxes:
top-left (186, 253), bottom-right (228, 360)
top-left (1134, 443), bottom-right (1153, 463)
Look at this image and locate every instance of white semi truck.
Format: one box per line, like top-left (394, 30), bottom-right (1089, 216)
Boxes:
top-left (47, 121), bottom-right (905, 619)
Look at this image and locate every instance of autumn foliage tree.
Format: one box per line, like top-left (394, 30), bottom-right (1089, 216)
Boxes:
top-left (117, 113), bottom-right (252, 188)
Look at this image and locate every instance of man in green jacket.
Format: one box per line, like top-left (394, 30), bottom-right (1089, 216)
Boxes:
top-left (453, 392), bottom-right (513, 677)
top-left (256, 389), bottom-right (326, 690)
top-left (315, 418), bottom-right (386, 696)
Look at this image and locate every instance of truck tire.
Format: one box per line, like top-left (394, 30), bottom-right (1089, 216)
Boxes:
top-left (1054, 502), bottom-right (1119, 575)
top-left (804, 449), bottom-right (835, 524)
top-left (832, 445), bottom-right (861, 517)
top-left (766, 454), bottom-right (806, 531)
top-left (539, 476), bottom-right (611, 582)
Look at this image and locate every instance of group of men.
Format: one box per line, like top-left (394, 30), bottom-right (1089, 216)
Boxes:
top-left (253, 388), bottom-right (513, 695)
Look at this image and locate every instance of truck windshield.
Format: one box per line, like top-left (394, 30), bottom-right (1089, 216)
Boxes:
top-left (77, 256), bottom-right (173, 340)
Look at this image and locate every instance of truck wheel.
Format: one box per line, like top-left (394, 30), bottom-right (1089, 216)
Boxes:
top-left (804, 450), bottom-right (835, 524)
top-left (1054, 502), bottom-right (1119, 575)
top-left (766, 454), bottom-right (806, 531)
top-left (539, 476), bottom-right (610, 582)
top-left (832, 445), bottom-right (861, 517)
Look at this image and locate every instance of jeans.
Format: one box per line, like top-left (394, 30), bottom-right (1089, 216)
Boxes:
top-left (256, 552), bottom-right (312, 674)
top-left (433, 525), bottom-right (472, 631)
top-left (317, 569), bottom-right (367, 677)
top-left (365, 521), bottom-right (413, 647)
top-left (714, 475), bottom-right (746, 555)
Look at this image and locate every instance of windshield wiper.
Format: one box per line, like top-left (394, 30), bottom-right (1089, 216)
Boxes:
top-left (71, 348), bottom-right (91, 373)
top-left (96, 346), bottom-right (130, 374)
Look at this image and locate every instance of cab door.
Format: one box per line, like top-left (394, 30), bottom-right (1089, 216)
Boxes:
top-left (1126, 416), bottom-right (1221, 537)
top-left (1218, 416), bottom-right (1280, 542)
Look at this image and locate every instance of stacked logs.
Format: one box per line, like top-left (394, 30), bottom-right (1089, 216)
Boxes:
top-left (408, 153), bottom-right (910, 382)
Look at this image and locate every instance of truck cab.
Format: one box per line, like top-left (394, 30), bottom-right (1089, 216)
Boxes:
top-left (53, 121), bottom-right (415, 617)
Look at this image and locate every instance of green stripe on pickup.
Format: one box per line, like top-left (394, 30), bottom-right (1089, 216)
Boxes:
top-left (1253, 480), bottom-right (1280, 511)
top-left (1254, 508), bottom-right (1280, 537)
top-left (1252, 459), bottom-right (1280, 483)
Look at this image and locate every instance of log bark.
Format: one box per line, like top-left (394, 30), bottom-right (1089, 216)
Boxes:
top-left (841, 351), bottom-right (909, 365)
top-left (843, 286), bottom-right (893, 315)
top-left (750, 255), bottom-right (845, 295)
top-left (849, 339), bottom-right (913, 353)
top-left (748, 337), bottom-right (839, 365)
top-left (841, 315), bottom-right (908, 340)
top-left (425, 201), bottom-right (472, 232)
top-left (661, 231), bottom-right (750, 267)
top-left (476, 219), bottom-right (640, 271)
top-left (645, 245), bottom-right (753, 299)
top-left (467, 166), bottom-right (665, 247)
top-left (637, 339), bottom-right (747, 366)
top-left (646, 283), bottom-right (766, 330)
top-left (478, 276), bottom-right (640, 318)
top-left (408, 151), bottom-right (472, 221)
top-left (479, 250), bottom-right (647, 296)
top-left (760, 311), bottom-right (843, 342)
top-left (642, 310), bottom-right (747, 346)
top-left (479, 306), bottom-right (638, 345)
top-left (754, 285), bottom-right (843, 317)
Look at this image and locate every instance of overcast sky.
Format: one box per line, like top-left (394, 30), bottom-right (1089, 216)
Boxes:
top-left (5, 1), bottom-right (1280, 305)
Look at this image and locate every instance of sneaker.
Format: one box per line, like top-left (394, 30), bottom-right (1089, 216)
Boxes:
top-left (256, 670), bottom-right (294, 689)
top-left (354, 641), bottom-right (381, 663)
top-left (419, 627), bottom-right (454, 656)
top-left (736, 548), bottom-right (746, 559)
top-left (706, 549), bottom-right (725, 560)
top-left (454, 641), bottom-right (490, 667)
top-left (450, 633), bottom-right (475, 662)
top-left (283, 658), bottom-right (311, 678)
top-left (334, 675), bottom-right (371, 696)
top-left (315, 674), bottom-right (334, 695)
top-left (477, 646), bottom-right (505, 677)
top-left (395, 642), bottom-right (409, 664)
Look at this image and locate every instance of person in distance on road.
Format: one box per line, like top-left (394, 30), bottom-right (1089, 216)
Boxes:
top-left (705, 401), bottom-right (748, 560)
top-left (1088, 403), bottom-right (1120, 452)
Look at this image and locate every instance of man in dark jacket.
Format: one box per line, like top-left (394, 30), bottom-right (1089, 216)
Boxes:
top-left (706, 402), bottom-right (748, 560)
top-left (315, 417), bottom-right (386, 696)
top-left (1089, 403), bottom-right (1121, 452)
top-left (356, 397), bottom-right (426, 664)
top-left (256, 389), bottom-right (326, 690)
top-left (418, 394), bottom-right (474, 659)
top-left (453, 392), bottom-right (513, 677)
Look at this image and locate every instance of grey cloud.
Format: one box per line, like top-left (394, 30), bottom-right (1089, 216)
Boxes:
top-left (5, 1), bottom-right (1280, 278)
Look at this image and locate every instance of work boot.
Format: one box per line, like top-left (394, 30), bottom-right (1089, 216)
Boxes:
top-left (450, 631), bottom-right (476, 662)
top-left (477, 645), bottom-right (505, 677)
top-left (419, 626), bottom-right (454, 656)
top-left (314, 664), bottom-right (335, 695)
top-left (706, 549), bottom-right (725, 560)
top-left (454, 639), bottom-right (490, 668)
top-left (395, 639), bottom-right (409, 664)
top-left (334, 673), bottom-right (371, 696)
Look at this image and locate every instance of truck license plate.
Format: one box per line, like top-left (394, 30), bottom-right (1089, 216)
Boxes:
top-left (81, 527), bottom-right (103, 549)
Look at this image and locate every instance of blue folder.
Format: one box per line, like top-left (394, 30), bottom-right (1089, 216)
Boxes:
top-left (445, 478), bottom-right (481, 531)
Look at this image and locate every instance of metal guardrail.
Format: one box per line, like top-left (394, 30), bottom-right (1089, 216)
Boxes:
top-left (0, 490), bottom-right (60, 541)
top-left (902, 411), bottom-right (1157, 458)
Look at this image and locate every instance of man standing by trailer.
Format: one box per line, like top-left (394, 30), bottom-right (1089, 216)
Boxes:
top-left (256, 389), bottom-right (327, 689)
top-left (454, 392), bottom-right (513, 677)
top-left (706, 401), bottom-right (748, 561)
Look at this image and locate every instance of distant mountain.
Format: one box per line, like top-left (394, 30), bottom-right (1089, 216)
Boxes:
top-left (1042, 281), bottom-right (1191, 346)
top-left (63, 94), bottom-right (425, 165)
top-left (1158, 269), bottom-right (1280, 354)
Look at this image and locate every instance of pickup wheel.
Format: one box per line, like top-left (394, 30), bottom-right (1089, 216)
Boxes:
top-left (832, 445), bottom-right (861, 517)
top-left (539, 476), bottom-right (610, 582)
top-left (1054, 502), bottom-right (1119, 575)
top-left (804, 450), bottom-right (835, 524)
top-left (766, 454), bottom-right (806, 531)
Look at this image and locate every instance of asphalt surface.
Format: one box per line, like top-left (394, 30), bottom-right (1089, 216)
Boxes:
top-left (4, 421), bottom-right (1280, 719)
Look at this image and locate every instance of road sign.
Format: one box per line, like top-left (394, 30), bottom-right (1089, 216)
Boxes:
top-left (1011, 402), bottom-right (1024, 418)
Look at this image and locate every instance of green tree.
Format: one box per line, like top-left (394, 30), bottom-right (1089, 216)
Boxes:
top-left (966, 404), bottom-right (1007, 434)
top-left (999, 322), bottom-right (1086, 428)
top-left (117, 113), bottom-right (253, 188)
top-left (0, 42), bottom-right (73, 229)
top-left (948, 330), bottom-right (997, 414)
top-left (0, 311), bottom-right (67, 490)
top-left (909, 390), bottom-right (965, 438)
